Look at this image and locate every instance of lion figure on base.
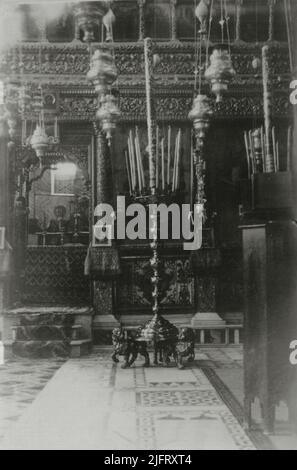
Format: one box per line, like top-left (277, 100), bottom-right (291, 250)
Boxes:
top-left (176, 327), bottom-right (195, 369)
top-left (111, 327), bottom-right (150, 369)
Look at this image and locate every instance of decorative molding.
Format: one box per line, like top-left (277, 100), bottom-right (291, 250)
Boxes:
top-left (55, 92), bottom-right (291, 122)
top-left (0, 42), bottom-right (291, 122)
top-left (0, 42), bottom-right (290, 79)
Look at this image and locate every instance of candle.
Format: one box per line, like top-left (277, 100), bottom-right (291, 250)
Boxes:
top-left (167, 125), bottom-right (171, 186)
top-left (125, 150), bottom-right (132, 194)
top-left (248, 130), bottom-right (255, 174)
top-left (272, 127), bottom-right (277, 173)
top-left (161, 137), bottom-right (165, 191)
top-left (135, 127), bottom-right (145, 188)
top-left (156, 125), bottom-right (159, 189)
top-left (54, 116), bottom-right (58, 139)
top-left (276, 141), bottom-right (279, 172)
top-left (127, 137), bottom-right (133, 190)
top-left (134, 136), bottom-right (142, 192)
top-left (172, 131), bottom-right (179, 191)
top-left (190, 130), bottom-right (194, 206)
top-left (260, 126), bottom-right (266, 173)
top-left (22, 119), bottom-right (25, 145)
top-left (287, 126), bottom-right (292, 171)
top-left (244, 131), bottom-right (251, 178)
top-left (175, 129), bottom-right (181, 189)
top-left (130, 131), bottom-right (137, 190)
top-left (128, 135), bottom-right (136, 190)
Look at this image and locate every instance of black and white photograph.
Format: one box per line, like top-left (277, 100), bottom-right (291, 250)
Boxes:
top-left (0, 0), bottom-right (297, 452)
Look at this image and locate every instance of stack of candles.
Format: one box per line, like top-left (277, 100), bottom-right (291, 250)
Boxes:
top-left (125, 126), bottom-right (182, 195)
top-left (244, 126), bottom-right (292, 177)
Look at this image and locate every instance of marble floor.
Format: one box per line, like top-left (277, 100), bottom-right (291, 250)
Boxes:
top-left (0, 357), bottom-right (65, 445)
top-left (0, 347), bottom-right (255, 450)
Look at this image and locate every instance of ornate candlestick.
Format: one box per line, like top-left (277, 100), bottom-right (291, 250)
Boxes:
top-left (138, 39), bottom-right (178, 365)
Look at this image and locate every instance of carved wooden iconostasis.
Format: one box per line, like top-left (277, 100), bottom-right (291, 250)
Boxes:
top-left (1, 0), bottom-right (297, 437)
top-left (0, 0), bottom-right (292, 326)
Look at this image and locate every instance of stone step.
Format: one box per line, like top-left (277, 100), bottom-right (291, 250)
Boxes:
top-left (70, 339), bottom-right (92, 358)
top-left (2, 306), bottom-right (93, 361)
top-left (18, 313), bottom-right (75, 327)
top-left (11, 340), bottom-right (70, 358)
top-left (11, 324), bottom-right (84, 341)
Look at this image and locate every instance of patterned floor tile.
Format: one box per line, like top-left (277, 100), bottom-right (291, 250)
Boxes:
top-left (136, 389), bottom-right (223, 408)
top-left (0, 358), bottom-right (64, 443)
top-left (0, 346), bottom-right (257, 450)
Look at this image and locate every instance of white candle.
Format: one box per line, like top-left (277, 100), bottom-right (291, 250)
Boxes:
top-left (167, 125), bottom-right (171, 186)
top-left (156, 125), bottom-right (159, 189)
top-left (161, 138), bottom-right (165, 191)
top-left (125, 150), bottom-right (132, 194)
top-left (190, 130), bottom-right (194, 205)
top-left (287, 126), bottom-right (292, 171)
top-left (54, 116), bottom-right (58, 139)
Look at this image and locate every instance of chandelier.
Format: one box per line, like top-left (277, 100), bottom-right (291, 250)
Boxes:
top-left (205, 44), bottom-right (236, 103)
top-left (189, 94), bottom-right (213, 143)
top-left (76, 2), bottom-right (120, 145)
top-left (204, 0), bottom-right (236, 103)
top-left (26, 86), bottom-right (59, 160)
top-left (87, 48), bottom-right (118, 96)
top-left (96, 93), bottom-right (120, 144)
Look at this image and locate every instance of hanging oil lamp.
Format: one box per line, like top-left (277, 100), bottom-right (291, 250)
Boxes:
top-left (30, 124), bottom-right (50, 158)
top-left (3, 82), bottom-right (19, 141)
top-left (188, 94), bottom-right (213, 141)
top-left (205, 44), bottom-right (236, 103)
top-left (18, 85), bottom-right (31, 116)
top-left (195, 0), bottom-right (209, 37)
top-left (96, 94), bottom-right (120, 145)
top-left (87, 47), bottom-right (118, 96)
top-left (103, 8), bottom-right (116, 42)
top-left (74, 1), bottom-right (109, 43)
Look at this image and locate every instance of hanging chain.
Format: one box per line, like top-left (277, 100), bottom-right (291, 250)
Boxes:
top-left (206, 0), bottom-right (214, 66)
top-left (223, 0), bottom-right (231, 54)
top-left (220, 0), bottom-right (224, 43)
top-left (194, 0), bottom-right (199, 93)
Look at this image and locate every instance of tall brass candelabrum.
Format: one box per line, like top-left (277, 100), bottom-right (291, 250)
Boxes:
top-left (138, 39), bottom-right (178, 364)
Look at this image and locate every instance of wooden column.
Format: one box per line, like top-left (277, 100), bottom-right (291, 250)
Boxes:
top-left (0, 121), bottom-right (10, 345)
top-left (95, 129), bottom-right (113, 206)
top-left (92, 127), bottom-right (114, 317)
top-left (262, 45), bottom-right (274, 172)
